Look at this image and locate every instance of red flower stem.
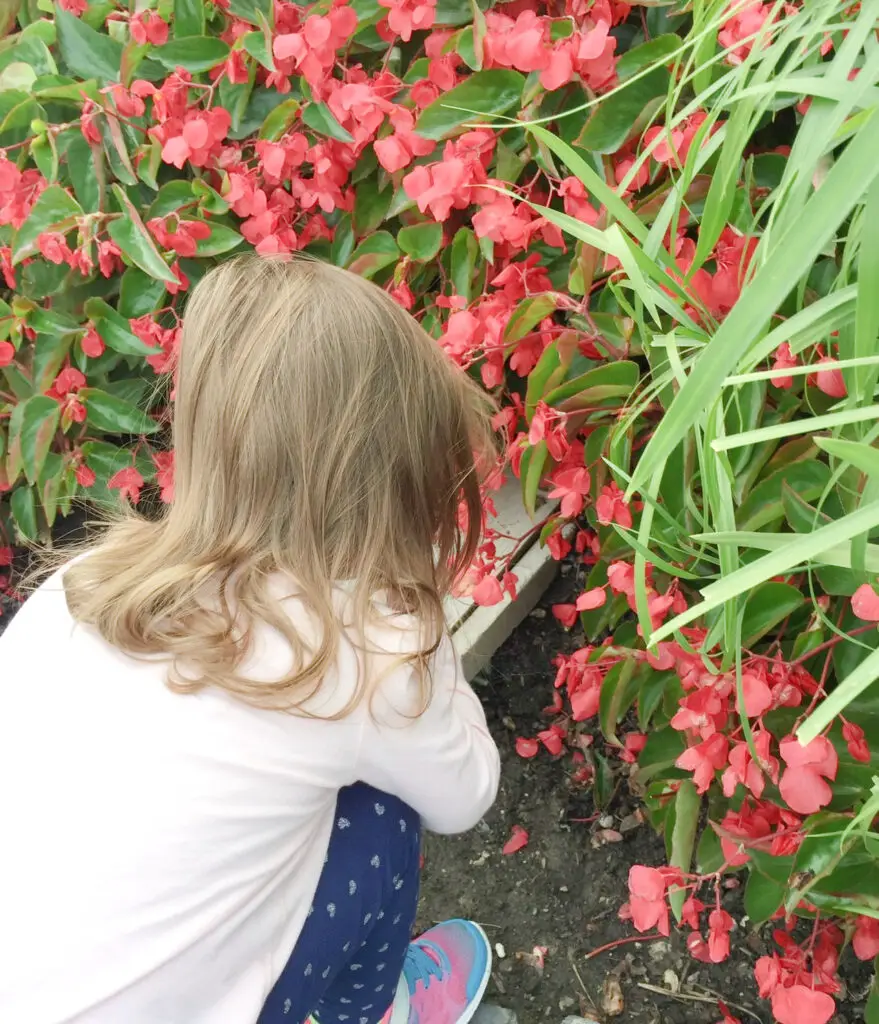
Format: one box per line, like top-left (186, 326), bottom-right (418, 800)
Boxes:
top-left (583, 933), bottom-right (664, 961)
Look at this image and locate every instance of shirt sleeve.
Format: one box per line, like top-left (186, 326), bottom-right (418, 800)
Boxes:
top-left (353, 633), bottom-right (501, 835)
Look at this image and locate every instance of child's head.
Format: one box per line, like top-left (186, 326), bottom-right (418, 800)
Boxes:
top-left (64, 255), bottom-right (496, 708)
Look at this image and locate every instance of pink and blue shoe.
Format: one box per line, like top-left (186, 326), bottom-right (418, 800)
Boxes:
top-left (382, 919), bottom-right (492, 1023)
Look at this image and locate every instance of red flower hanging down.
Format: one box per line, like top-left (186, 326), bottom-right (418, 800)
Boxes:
top-left (851, 582), bottom-right (879, 621)
top-left (778, 735), bottom-right (838, 815)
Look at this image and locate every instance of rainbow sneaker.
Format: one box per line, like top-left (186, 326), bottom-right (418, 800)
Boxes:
top-left (379, 919), bottom-right (492, 1023)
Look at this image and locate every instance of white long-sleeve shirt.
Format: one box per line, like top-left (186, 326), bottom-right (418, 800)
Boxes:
top-left (0, 570), bottom-right (500, 1024)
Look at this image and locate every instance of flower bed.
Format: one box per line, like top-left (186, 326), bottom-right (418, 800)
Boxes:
top-left (2, 0), bottom-right (879, 1021)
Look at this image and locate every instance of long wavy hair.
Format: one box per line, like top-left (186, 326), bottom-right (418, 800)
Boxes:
top-left (62, 254), bottom-right (496, 712)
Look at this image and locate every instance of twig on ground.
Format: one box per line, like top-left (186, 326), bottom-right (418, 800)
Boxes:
top-left (567, 951), bottom-right (600, 1017)
top-left (637, 983), bottom-right (763, 1023)
top-left (583, 933), bottom-right (663, 960)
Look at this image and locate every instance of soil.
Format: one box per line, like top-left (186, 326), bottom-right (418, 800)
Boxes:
top-left (417, 568), bottom-right (871, 1024)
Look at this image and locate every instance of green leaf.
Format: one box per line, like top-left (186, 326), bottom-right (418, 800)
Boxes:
top-left (31, 331), bottom-right (71, 394)
top-left (194, 223), bottom-right (244, 257)
top-left (741, 582), bottom-right (805, 647)
top-left (545, 360), bottom-right (640, 411)
top-left (450, 227), bottom-right (478, 299)
top-left (353, 178), bottom-right (393, 236)
top-left (504, 293), bottom-right (558, 347)
top-left (149, 181), bottom-right (196, 218)
top-left (737, 460), bottom-right (832, 531)
top-left (330, 213), bottom-right (354, 267)
top-left (83, 297), bottom-right (157, 356)
top-left (174, 0), bottom-right (205, 38)
top-left (415, 69), bottom-right (525, 141)
top-left (13, 395), bottom-right (60, 485)
top-left (745, 855), bottom-right (793, 925)
top-left (524, 340), bottom-right (562, 419)
top-left (80, 388), bottom-right (159, 435)
top-left (397, 222), bottom-right (443, 262)
top-left (598, 658), bottom-right (638, 745)
top-left (668, 780), bottom-right (700, 920)
top-left (107, 185), bottom-right (178, 284)
top-left (521, 440), bottom-right (548, 517)
top-left (11, 183), bottom-right (83, 264)
top-left (118, 267), bottom-right (167, 319)
top-left (616, 34), bottom-right (681, 80)
top-left (577, 58), bottom-right (669, 154)
top-left (150, 37), bottom-right (229, 74)
top-left (258, 97), bottom-right (300, 140)
top-left (302, 101), bottom-right (354, 143)
top-left (227, 0), bottom-right (273, 28)
top-left (242, 31), bottom-right (276, 72)
top-left (815, 436), bottom-right (879, 478)
top-left (592, 751), bottom-right (615, 811)
top-left (55, 5), bottom-right (122, 83)
top-left (10, 485), bottom-right (38, 541)
top-left (347, 231), bottom-right (399, 279)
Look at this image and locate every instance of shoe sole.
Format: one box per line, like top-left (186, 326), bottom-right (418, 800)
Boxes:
top-left (455, 921), bottom-right (493, 1024)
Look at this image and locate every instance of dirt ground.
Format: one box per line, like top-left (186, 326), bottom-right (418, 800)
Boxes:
top-left (417, 569), bottom-right (871, 1024)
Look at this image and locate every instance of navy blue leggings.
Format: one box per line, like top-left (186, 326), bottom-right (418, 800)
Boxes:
top-left (258, 785), bottom-right (421, 1024)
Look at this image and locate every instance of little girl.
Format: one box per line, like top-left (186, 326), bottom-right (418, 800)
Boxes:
top-left (0, 255), bottom-right (502, 1024)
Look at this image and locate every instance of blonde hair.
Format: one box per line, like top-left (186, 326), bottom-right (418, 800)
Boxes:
top-left (62, 254), bottom-right (496, 711)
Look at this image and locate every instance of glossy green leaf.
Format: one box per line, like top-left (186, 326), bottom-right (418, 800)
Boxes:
top-left (174, 0), bottom-right (205, 38)
top-left (504, 293), bottom-right (558, 347)
top-left (741, 582), bottom-right (805, 647)
top-left (737, 460), bottom-right (832, 531)
top-left (194, 224), bottom-right (244, 257)
top-left (302, 102), bottom-right (354, 143)
top-left (80, 388), bottom-right (159, 435)
top-left (521, 440), bottom-right (548, 517)
top-left (11, 395), bottom-right (59, 485)
top-left (150, 37), bottom-right (230, 74)
top-left (397, 222), bottom-right (443, 262)
top-left (259, 98), bottom-right (300, 140)
top-left (227, 0), bottom-right (274, 27)
top-left (55, 6), bottom-right (122, 83)
top-left (415, 69), bottom-right (524, 141)
top-left (353, 178), bottom-right (393, 236)
top-left (347, 231), bottom-right (398, 278)
top-left (11, 184), bottom-right (83, 264)
top-left (83, 298), bottom-right (157, 356)
top-left (545, 360), bottom-right (640, 410)
top-left (668, 780), bottom-right (699, 920)
top-left (107, 185), bottom-right (178, 284)
top-left (10, 485), bottom-right (38, 541)
top-left (577, 57), bottom-right (669, 154)
top-left (118, 267), bottom-right (168, 319)
top-left (450, 227), bottom-right (479, 299)
top-left (745, 855), bottom-right (793, 924)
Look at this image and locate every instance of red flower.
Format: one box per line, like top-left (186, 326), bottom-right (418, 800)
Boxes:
top-left (595, 482), bottom-right (632, 529)
top-left (502, 824), bottom-right (529, 855)
top-left (576, 587), bottom-right (606, 612)
top-left (37, 231), bottom-right (73, 265)
top-left (80, 326), bottom-right (105, 359)
top-left (853, 915), bottom-right (879, 961)
top-left (471, 574), bottom-right (503, 607)
top-left (538, 724), bottom-right (565, 755)
top-left (108, 466), bottom-right (145, 504)
top-left (841, 721), bottom-right (870, 763)
top-left (548, 466), bottom-right (591, 519)
top-left (129, 11), bottom-right (169, 46)
top-left (558, 177), bottom-right (600, 225)
top-left (851, 582), bottom-right (879, 621)
top-left (528, 401), bottom-right (569, 462)
top-left (153, 450), bottom-right (175, 504)
top-left (626, 865), bottom-right (670, 935)
top-left (771, 342), bottom-right (798, 389)
top-left (378, 0), bottom-right (436, 41)
top-left (546, 529), bottom-right (571, 561)
top-left (515, 737), bottom-right (539, 759)
top-left (552, 603), bottom-right (578, 628)
top-left (778, 735), bottom-right (838, 815)
top-left (74, 463), bottom-right (96, 488)
top-left (770, 985), bottom-right (835, 1024)
top-left (707, 908), bottom-right (733, 963)
top-left (0, 340), bottom-right (14, 367)
top-left (676, 733), bottom-right (729, 794)
top-left (814, 358), bottom-right (846, 398)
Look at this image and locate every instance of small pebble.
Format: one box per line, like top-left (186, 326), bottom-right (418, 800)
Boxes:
top-left (598, 814), bottom-right (614, 828)
top-left (495, 942), bottom-right (506, 959)
top-left (472, 1005), bottom-right (518, 1024)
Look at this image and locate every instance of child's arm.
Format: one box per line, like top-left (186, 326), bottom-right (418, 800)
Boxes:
top-left (354, 634), bottom-right (500, 835)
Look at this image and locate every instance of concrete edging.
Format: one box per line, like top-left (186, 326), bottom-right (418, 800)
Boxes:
top-left (445, 478), bottom-right (557, 681)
